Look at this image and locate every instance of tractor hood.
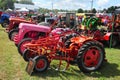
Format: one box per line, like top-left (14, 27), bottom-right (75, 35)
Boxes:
top-left (9, 17), bottom-right (32, 23)
top-left (19, 23), bottom-right (51, 33)
top-left (70, 35), bottom-right (93, 44)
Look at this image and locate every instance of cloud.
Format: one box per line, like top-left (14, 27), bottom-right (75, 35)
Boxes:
top-left (53, 0), bottom-right (87, 10)
top-left (33, 0), bottom-right (114, 10)
top-left (33, 0), bottom-right (88, 10)
top-left (97, 0), bottom-right (109, 6)
top-left (33, 1), bottom-right (52, 9)
top-left (116, 3), bottom-right (120, 6)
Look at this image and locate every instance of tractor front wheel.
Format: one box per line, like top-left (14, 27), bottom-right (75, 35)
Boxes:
top-left (77, 41), bottom-right (105, 73)
top-left (34, 56), bottom-right (49, 72)
top-left (8, 29), bottom-right (18, 41)
top-left (18, 38), bottom-right (32, 56)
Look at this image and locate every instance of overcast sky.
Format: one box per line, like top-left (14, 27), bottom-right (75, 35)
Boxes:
top-left (33, 0), bottom-right (120, 10)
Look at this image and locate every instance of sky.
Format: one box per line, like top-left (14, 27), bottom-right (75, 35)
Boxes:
top-left (33, 0), bottom-right (120, 10)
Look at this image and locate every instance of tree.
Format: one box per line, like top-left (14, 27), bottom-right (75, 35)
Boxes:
top-left (0, 0), bottom-right (14, 10)
top-left (92, 8), bottom-right (97, 13)
top-left (102, 8), bottom-right (107, 13)
top-left (19, 0), bottom-right (34, 5)
top-left (77, 8), bottom-right (84, 13)
top-left (107, 6), bottom-right (117, 13)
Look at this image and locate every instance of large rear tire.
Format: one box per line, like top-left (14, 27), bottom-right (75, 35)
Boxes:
top-left (77, 41), bottom-right (105, 73)
top-left (18, 38), bottom-right (32, 56)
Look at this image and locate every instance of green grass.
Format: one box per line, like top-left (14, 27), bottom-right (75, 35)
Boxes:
top-left (0, 26), bottom-right (120, 80)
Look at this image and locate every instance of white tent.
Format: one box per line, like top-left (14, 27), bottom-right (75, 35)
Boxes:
top-left (6, 8), bottom-right (12, 12)
top-left (17, 8), bottom-right (29, 12)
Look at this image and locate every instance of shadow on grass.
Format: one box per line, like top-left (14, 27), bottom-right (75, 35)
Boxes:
top-left (84, 62), bottom-right (120, 78)
top-left (31, 62), bottom-right (120, 79)
top-left (104, 42), bottom-right (120, 49)
top-left (31, 65), bottom-right (82, 79)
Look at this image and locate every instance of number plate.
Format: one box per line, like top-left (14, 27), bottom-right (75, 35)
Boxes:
top-left (26, 58), bottom-right (36, 75)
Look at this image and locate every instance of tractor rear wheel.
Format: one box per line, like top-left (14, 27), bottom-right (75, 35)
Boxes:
top-left (77, 41), bottom-right (105, 73)
top-left (34, 56), bottom-right (49, 72)
top-left (23, 49), bottom-right (37, 62)
top-left (18, 38), bottom-right (32, 56)
top-left (8, 29), bottom-right (18, 41)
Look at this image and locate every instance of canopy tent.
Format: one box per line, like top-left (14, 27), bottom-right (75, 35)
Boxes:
top-left (17, 8), bottom-right (29, 12)
top-left (14, 3), bottom-right (39, 11)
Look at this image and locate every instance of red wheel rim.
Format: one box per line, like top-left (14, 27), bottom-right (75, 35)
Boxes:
top-left (20, 41), bottom-right (30, 54)
top-left (84, 47), bottom-right (100, 67)
top-left (36, 59), bottom-right (45, 69)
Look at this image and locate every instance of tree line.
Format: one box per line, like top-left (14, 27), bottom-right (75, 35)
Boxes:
top-left (77, 6), bottom-right (120, 13)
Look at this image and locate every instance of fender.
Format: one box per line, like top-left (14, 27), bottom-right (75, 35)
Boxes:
top-left (103, 33), bottom-right (112, 41)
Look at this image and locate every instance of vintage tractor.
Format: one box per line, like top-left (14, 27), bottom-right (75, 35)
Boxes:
top-left (23, 30), bottom-right (106, 75)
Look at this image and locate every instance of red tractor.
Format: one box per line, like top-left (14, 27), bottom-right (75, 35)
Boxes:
top-left (23, 30), bottom-right (106, 74)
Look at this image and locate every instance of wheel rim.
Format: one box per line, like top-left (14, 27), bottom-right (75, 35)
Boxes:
top-left (11, 32), bottom-right (18, 41)
top-left (20, 41), bottom-right (30, 54)
top-left (83, 47), bottom-right (100, 67)
top-left (36, 59), bottom-right (46, 70)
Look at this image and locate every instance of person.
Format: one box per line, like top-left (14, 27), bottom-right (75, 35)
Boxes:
top-left (41, 14), bottom-right (45, 22)
top-left (114, 14), bottom-right (120, 31)
top-left (70, 16), bottom-right (75, 28)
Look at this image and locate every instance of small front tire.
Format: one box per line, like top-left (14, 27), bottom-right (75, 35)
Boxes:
top-left (18, 38), bottom-right (32, 55)
top-left (8, 29), bottom-right (18, 41)
top-left (34, 56), bottom-right (49, 72)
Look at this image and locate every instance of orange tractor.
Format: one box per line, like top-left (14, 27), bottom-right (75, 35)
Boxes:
top-left (23, 30), bottom-right (106, 75)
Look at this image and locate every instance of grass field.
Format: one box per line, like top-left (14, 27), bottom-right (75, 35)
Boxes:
top-left (0, 26), bottom-right (120, 80)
